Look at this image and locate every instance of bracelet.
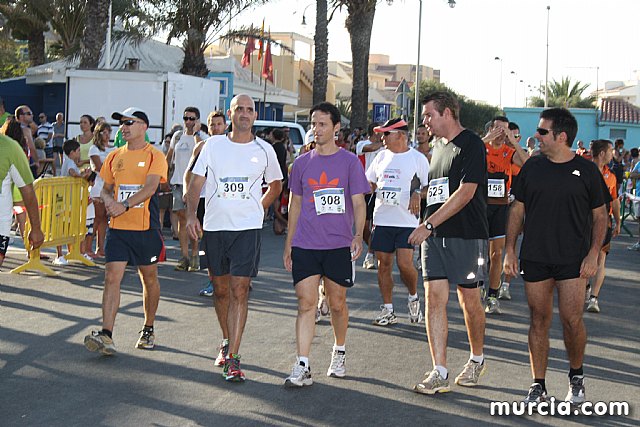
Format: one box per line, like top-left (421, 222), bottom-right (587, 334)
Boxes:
top-left (413, 189), bottom-right (421, 194)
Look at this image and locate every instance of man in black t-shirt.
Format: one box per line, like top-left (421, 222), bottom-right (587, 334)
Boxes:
top-left (504, 108), bottom-right (607, 406)
top-left (408, 91), bottom-right (489, 394)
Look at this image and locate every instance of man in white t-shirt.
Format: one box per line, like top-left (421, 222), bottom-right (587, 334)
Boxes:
top-left (186, 94), bottom-right (283, 382)
top-left (166, 107), bottom-right (206, 272)
top-left (356, 123), bottom-right (384, 269)
top-left (366, 118), bottom-right (430, 326)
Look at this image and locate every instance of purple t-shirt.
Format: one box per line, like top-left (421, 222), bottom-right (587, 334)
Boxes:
top-left (289, 148), bottom-right (370, 250)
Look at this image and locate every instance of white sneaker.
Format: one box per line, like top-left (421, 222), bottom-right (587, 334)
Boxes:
top-left (408, 299), bottom-right (423, 323)
top-left (327, 349), bottom-right (346, 378)
top-left (372, 305), bottom-right (398, 326)
top-left (362, 253), bottom-right (376, 269)
top-left (52, 256), bottom-right (69, 266)
top-left (284, 362), bottom-right (313, 387)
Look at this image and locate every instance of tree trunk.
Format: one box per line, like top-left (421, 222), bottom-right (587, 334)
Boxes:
top-left (312, 0), bottom-right (329, 106)
top-left (180, 29), bottom-right (208, 77)
top-left (79, 0), bottom-right (110, 69)
top-left (27, 30), bottom-right (45, 67)
top-left (346, 2), bottom-right (375, 130)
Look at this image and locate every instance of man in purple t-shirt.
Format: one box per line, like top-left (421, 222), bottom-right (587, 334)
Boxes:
top-left (283, 102), bottom-right (370, 387)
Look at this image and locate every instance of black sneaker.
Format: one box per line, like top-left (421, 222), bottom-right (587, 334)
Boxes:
top-left (523, 383), bottom-right (547, 404)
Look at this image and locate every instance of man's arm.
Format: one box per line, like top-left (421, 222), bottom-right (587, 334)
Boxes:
top-left (103, 175), bottom-right (162, 218)
top-left (351, 193), bottom-right (366, 260)
top-left (23, 128), bottom-right (39, 162)
top-left (503, 199), bottom-right (525, 277)
top-left (580, 205), bottom-right (607, 278)
top-left (283, 193), bottom-right (302, 271)
top-left (507, 135), bottom-right (529, 167)
top-left (261, 180), bottom-right (283, 211)
top-left (362, 141), bottom-right (383, 152)
top-left (18, 184), bottom-right (44, 250)
top-left (185, 173), bottom-right (206, 240)
top-left (183, 141), bottom-right (206, 192)
top-left (612, 198), bottom-right (621, 237)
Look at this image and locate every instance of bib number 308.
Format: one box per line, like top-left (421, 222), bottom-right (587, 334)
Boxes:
top-left (313, 188), bottom-right (345, 215)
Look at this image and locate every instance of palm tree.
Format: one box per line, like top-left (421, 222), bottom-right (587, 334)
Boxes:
top-left (312, 0), bottom-right (328, 106)
top-left (0, 0), bottom-right (48, 66)
top-left (530, 76), bottom-right (596, 108)
top-left (335, 0), bottom-right (376, 130)
top-left (48, 0), bottom-right (86, 58)
top-left (78, 0), bottom-right (110, 69)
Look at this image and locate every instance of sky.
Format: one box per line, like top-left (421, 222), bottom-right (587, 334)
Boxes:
top-left (225, 0), bottom-right (640, 108)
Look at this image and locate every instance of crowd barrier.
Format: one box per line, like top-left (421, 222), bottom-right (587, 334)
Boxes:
top-left (11, 176), bottom-right (95, 276)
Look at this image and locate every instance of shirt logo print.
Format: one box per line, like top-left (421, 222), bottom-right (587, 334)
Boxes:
top-left (308, 171), bottom-right (340, 202)
top-left (572, 170), bottom-right (581, 177)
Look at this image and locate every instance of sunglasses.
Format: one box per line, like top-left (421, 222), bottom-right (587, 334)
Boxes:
top-left (383, 130), bottom-right (402, 136)
top-left (536, 127), bottom-right (553, 136)
top-left (183, 116), bottom-right (198, 121)
top-left (513, 133), bottom-right (521, 138)
top-left (120, 119), bottom-right (143, 126)
top-left (23, 111), bottom-right (33, 116)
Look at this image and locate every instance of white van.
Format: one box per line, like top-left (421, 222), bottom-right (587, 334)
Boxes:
top-left (252, 120), bottom-right (306, 154)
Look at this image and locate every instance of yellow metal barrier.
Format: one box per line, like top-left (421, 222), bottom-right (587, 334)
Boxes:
top-left (11, 176), bottom-right (96, 275)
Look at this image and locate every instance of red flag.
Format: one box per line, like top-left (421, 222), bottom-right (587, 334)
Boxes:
top-left (241, 37), bottom-right (255, 68)
top-left (262, 40), bottom-right (273, 83)
top-left (257, 19), bottom-right (265, 61)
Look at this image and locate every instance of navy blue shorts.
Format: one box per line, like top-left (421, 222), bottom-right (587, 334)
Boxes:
top-left (201, 229), bottom-right (261, 277)
top-left (519, 259), bottom-right (582, 283)
top-left (370, 225), bottom-right (414, 253)
top-left (105, 228), bottom-right (164, 266)
top-left (291, 247), bottom-right (355, 288)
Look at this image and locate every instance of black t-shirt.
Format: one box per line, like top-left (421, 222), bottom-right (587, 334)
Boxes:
top-left (513, 155), bottom-right (605, 264)
top-left (426, 129), bottom-right (489, 239)
top-left (272, 141), bottom-right (288, 181)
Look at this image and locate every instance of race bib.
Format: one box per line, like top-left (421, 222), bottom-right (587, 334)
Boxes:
top-left (427, 177), bottom-right (450, 206)
top-left (487, 179), bottom-right (505, 198)
top-left (313, 188), bottom-right (345, 215)
top-left (379, 187), bottom-right (401, 206)
top-left (118, 184), bottom-right (143, 208)
top-left (219, 177), bottom-right (249, 200)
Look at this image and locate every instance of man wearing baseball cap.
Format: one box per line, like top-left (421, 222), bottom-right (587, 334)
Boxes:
top-left (84, 107), bottom-right (168, 355)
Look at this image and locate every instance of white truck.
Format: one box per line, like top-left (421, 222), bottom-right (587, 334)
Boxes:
top-left (65, 69), bottom-right (220, 144)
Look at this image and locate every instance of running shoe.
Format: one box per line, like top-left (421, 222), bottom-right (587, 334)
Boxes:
top-left (485, 296), bottom-right (502, 314)
top-left (52, 256), bottom-right (69, 266)
top-left (199, 281), bottom-right (214, 297)
top-left (318, 294), bottom-right (330, 316)
top-left (455, 359), bottom-right (486, 387)
top-left (315, 308), bottom-right (320, 324)
top-left (565, 375), bottom-right (586, 405)
top-left (284, 362), bottom-right (313, 387)
top-left (587, 297), bottom-right (600, 313)
top-left (372, 305), bottom-right (398, 326)
top-left (627, 242), bottom-right (640, 251)
top-left (413, 369), bottom-right (450, 395)
top-left (84, 330), bottom-right (116, 355)
top-left (188, 255), bottom-right (200, 272)
top-left (479, 284), bottom-right (486, 303)
top-left (523, 383), bottom-right (548, 404)
top-left (498, 282), bottom-right (511, 300)
top-left (362, 253), bottom-right (376, 269)
top-left (135, 328), bottom-right (155, 350)
top-left (223, 354), bottom-right (246, 382)
top-left (327, 349), bottom-right (346, 378)
top-left (174, 257), bottom-right (190, 271)
top-left (214, 339), bottom-right (229, 366)
top-left (584, 284), bottom-right (591, 304)
top-left (408, 299), bottom-right (423, 323)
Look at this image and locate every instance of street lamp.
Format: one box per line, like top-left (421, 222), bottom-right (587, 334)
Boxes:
top-left (300, 4), bottom-right (312, 25)
top-left (510, 71), bottom-right (517, 107)
top-left (495, 56), bottom-right (503, 108)
top-left (545, 5), bottom-right (550, 107)
top-left (412, 0), bottom-right (456, 140)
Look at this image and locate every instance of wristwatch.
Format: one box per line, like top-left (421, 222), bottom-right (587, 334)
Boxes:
top-left (424, 221), bottom-right (434, 231)
top-left (122, 199), bottom-right (130, 211)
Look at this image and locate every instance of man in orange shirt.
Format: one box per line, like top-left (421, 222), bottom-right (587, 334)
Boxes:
top-left (84, 107), bottom-right (168, 355)
top-left (586, 139), bottom-right (620, 313)
top-left (482, 117), bottom-right (528, 314)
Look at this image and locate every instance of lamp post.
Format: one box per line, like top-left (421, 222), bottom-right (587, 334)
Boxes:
top-left (545, 5), bottom-right (550, 107)
top-left (495, 56), bottom-right (503, 109)
top-left (519, 79), bottom-right (525, 107)
top-left (510, 71), bottom-right (518, 107)
top-left (300, 4), bottom-right (313, 25)
top-left (412, 0), bottom-right (456, 140)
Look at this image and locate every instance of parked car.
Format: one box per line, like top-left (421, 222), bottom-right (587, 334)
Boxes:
top-left (252, 120), bottom-right (306, 154)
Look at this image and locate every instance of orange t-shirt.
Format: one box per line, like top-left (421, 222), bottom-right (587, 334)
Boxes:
top-left (601, 165), bottom-right (617, 215)
top-left (485, 142), bottom-right (515, 205)
top-left (101, 144), bottom-right (168, 231)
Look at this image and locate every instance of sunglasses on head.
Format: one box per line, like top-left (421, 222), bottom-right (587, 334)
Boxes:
top-left (183, 116), bottom-right (197, 121)
top-left (536, 127), bottom-right (553, 136)
top-left (120, 119), bottom-right (141, 126)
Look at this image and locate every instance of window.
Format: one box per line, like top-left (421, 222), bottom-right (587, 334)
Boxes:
top-left (609, 129), bottom-right (627, 140)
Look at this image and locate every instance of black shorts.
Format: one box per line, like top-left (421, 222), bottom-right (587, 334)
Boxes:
top-left (601, 225), bottom-right (613, 253)
top-left (201, 229), bottom-right (261, 277)
top-left (487, 204), bottom-right (508, 239)
top-left (519, 259), bottom-right (582, 283)
top-left (291, 246), bottom-right (355, 288)
top-left (105, 228), bottom-right (165, 266)
top-left (197, 197), bottom-right (205, 225)
top-left (44, 147), bottom-right (54, 159)
top-left (370, 225), bottom-right (414, 253)
top-left (365, 193), bottom-right (376, 221)
top-left (53, 146), bottom-right (63, 154)
top-left (158, 191), bottom-right (172, 210)
top-left (0, 234), bottom-right (10, 257)
top-left (422, 236), bottom-right (487, 288)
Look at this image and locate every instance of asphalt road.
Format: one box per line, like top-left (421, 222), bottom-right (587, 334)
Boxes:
top-left (1, 224), bottom-right (639, 426)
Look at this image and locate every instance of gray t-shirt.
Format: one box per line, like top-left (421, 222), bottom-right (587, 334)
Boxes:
top-left (60, 155), bottom-right (79, 177)
top-left (52, 122), bottom-right (65, 148)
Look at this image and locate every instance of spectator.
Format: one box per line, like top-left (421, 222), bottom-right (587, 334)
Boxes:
top-left (52, 113), bottom-right (65, 173)
top-left (76, 114), bottom-right (95, 169)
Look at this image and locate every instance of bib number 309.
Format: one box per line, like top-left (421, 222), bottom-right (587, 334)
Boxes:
top-left (313, 188), bottom-right (346, 215)
top-left (219, 177), bottom-right (249, 200)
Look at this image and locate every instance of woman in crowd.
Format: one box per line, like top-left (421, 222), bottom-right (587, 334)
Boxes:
top-left (76, 114), bottom-right (95, 169)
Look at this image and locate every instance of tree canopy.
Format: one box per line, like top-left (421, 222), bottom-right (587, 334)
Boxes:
top-left (529, 76), bottom-right (596, 108)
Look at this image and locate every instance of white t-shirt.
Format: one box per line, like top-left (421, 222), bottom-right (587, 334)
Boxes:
top-left (170, 131), bottom-right (203, 185)
top-left (88, 144), bottom-right (115, 198)
top-left (193, 135), bottom-right (283, 231)
top-left (366, 148), bottom-right (430, 228)
top-left (356, 139), bottom-right (383, 172)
